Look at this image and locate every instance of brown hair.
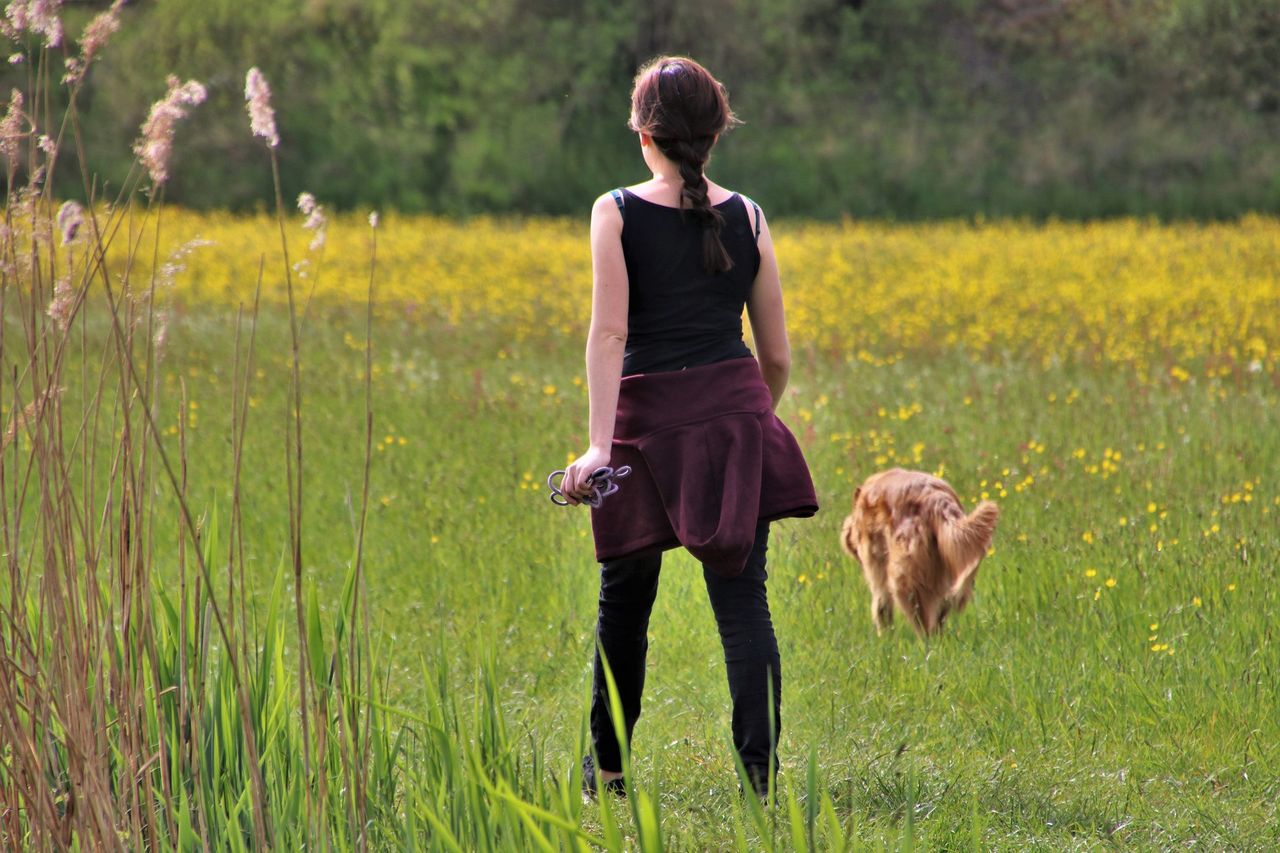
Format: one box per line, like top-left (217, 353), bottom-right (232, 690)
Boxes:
top-left (628, 56), bottom-right (741, 275)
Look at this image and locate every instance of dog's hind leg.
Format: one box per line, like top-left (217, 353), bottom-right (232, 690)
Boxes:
top-left (891, 587), bottom-right (928, 637)
top-left (861, 528), bottom-right (893, 635)
top-left (871, 592), bottom-right (893, 635)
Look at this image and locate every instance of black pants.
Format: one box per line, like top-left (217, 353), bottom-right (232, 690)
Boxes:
top-left (590, 521), bottom-right (781, 780)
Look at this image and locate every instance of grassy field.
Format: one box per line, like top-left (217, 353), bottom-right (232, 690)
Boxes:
top-left (8, 211), bottom-right (1274, 848)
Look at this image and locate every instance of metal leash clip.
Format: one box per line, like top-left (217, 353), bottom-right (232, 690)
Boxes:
top-left (547, 465), bottom-right (631, 508)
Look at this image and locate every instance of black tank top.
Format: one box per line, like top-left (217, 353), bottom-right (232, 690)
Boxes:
top-left (616, 188), bottom-right (761, 376)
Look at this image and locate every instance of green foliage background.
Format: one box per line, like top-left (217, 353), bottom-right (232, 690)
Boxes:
top-left (25, 0), bottom-right (1280, 217)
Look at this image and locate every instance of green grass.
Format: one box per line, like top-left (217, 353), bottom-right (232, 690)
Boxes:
top-left (5, 17), bottom-right (1279, 849)
top-left (5, 27), bottom-right (1272, 846)
top-left (85, 304), bottom-right (1276, 849)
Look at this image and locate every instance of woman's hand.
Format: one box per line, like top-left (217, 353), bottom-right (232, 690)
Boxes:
top-left (560, 445), bottom-right (612, 506)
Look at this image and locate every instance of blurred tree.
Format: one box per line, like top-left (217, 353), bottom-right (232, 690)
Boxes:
top-left (9, 0), bottom-right (1278, 218)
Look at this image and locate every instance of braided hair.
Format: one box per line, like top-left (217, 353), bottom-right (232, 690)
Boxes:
top-left (629, 57), bottom-right (741, 275)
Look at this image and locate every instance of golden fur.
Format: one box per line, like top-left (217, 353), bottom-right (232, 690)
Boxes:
top-left (840, 468), bottom-right (999, 636)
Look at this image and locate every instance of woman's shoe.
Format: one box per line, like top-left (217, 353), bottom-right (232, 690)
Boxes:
top-left (741, 764), bottom-right (772, 805)
top-left (581, 755), bottom-right (627, 800)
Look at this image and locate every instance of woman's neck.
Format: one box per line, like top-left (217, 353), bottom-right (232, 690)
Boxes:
top-left (648, 159), bottom-right (682, 183)
top-left (639, 142), bottom-right (723, 201)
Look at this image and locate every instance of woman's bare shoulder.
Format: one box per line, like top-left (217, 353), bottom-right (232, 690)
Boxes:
top-left (707, 179), bottom-right (747, 207)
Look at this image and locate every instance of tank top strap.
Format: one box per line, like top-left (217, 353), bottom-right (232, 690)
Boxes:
top-left (739, 194), bottom-right (762, 241)
top-left (610, 188), bottom-right (626, 222)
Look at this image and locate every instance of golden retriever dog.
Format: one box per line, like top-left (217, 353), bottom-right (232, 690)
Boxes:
top-left (840, 469), bottom-right (999, 636)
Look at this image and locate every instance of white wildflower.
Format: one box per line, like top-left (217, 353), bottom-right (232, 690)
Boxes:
top-left (5, 0), bottom-right (63, 47)
top-left (297, 190), bottom-right (326, 252)
top-left (153, 310), bottom-right (168, 353)
top-left (46, 275), bottom-right (72, 330)
top-left (1, 88), bottom-right (25, 165)
top-left (156, 236), bottom-right (212, 289)
top-left (244, 67), bottom-right (278, 148)
top-left (56, 199), bottom-right (82, 244)
top-left (63, 0), bottom-right (121, 85)
top-left (134, 75), bottom-right (207, 185)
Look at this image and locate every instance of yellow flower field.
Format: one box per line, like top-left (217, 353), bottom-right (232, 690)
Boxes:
top-left (153, 211), bottom-right (1280, 372)
top-left (15, 205), bottom-right (1280, 848)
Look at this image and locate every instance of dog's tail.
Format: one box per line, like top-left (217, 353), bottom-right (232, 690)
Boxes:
top-left (937, 500), bottom-right (999, 581)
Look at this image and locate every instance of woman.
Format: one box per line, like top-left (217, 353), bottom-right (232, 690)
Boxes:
top-left (558, 56), bottom-right (817, 799)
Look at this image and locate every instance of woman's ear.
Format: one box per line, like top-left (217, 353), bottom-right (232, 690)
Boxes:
top-left (639, 132), bottom-right (652, 147)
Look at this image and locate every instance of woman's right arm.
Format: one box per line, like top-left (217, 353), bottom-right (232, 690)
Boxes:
top-left (745, 205), bottom-right (791, 410)
top-left (559, 193), bottom-right (629, 503)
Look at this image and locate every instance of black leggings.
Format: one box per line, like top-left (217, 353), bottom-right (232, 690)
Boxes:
top-left (590, 521), bottom-right (781, 779)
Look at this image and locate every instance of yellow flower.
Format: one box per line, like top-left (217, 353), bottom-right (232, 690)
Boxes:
top-left (1226, 583), bottom-right (1236, 592)
top-left (147, 213), bottom-right (1280, 367)
top-left (543, 384), bottom-right (557, 395)
top-left (1192, 596), bottom-right (1202, 606)
top-left (1105, 577), bottom-right (1117, 588)
top-left (1084, 568), bottom-right (1097, 578)
top-left (1082, 531), bottom-right (1095, 544)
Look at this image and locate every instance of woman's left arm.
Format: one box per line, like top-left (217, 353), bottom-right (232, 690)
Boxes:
top-left (560, 193), bottom-right (629, 504)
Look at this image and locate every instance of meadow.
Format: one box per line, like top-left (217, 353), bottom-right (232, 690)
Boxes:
top-left (8, 206), bottom-right (1276, 848)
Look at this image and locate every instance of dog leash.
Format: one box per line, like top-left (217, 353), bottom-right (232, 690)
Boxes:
top-left (547, 465), bottom-right (631, 508)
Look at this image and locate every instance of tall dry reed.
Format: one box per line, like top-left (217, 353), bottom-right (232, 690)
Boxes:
top-left (0, 9), bottom-right (807, 850)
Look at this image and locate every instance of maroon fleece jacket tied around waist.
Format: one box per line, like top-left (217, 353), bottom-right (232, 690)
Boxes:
top-left (590, 357), bottom-right (819, 576)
